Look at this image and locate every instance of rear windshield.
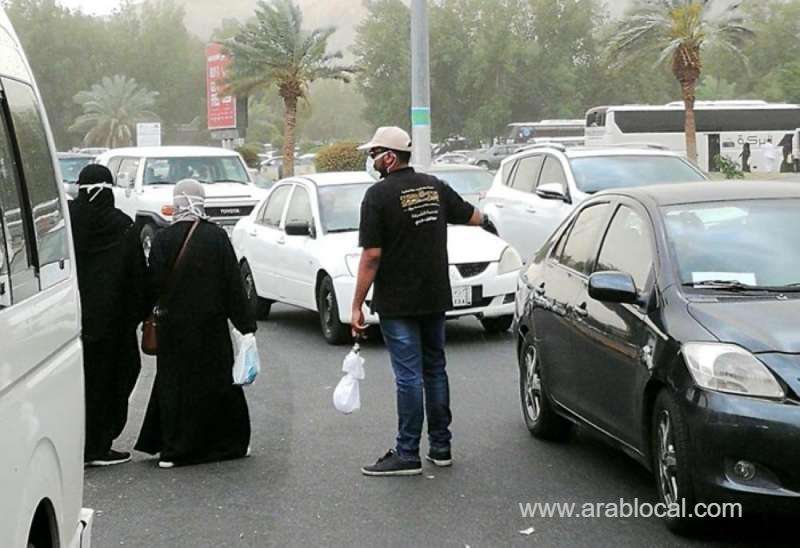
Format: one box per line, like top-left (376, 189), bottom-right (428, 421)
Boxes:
top-left (569, 155), bottom-right (705, 194)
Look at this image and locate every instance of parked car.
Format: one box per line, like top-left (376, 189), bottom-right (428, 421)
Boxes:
top-left (470, 143), bottom-right (518, 170)
top-left (78, 146), bottom-right (108, 156)
top-left (57, 151), bottom-right (94, 199)
top-left (94, 146), bottom-right (261, 257)
top-left (0, 6), bottom-right (93, 547)
top-left (480, 144), bottom-right (708, 261)
top-left (424, 164), bottom-right (494, 206)
top-left (433, 151), bottom-right (475, 165)
top-left (514, 181), bottom-right (800, 532)
top-left (232, 171), bottom-right (521, 344)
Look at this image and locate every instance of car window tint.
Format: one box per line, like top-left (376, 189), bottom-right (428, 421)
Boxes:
top-left (260, 184), bottom-right (292, 227)
top-left (285, 186), bottom-right (312, 226)
top-left (511, 154), bottom-right (544, 193)
top-left (107, 157), bottom-right (122, 178)
top-left (597, 206), bottom-right (654, 290)
top-left (501, 160), bottom-right (517, 187)
top-left (538, 156), bottom-right (568, 189)
top-left (4, 78), bottom-right (69, 291)
top-left (559, 203), bottom-right (610, 275)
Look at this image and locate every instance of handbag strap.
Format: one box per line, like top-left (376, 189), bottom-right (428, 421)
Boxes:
top-left (157, 220), bottom-right (200, 305)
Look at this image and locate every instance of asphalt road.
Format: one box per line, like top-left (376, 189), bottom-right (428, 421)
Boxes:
top-left (85, 304), bottom-right (794, 547)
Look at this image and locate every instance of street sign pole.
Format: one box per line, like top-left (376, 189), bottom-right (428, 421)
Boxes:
top-left (411, 0), bottom-right (432, 168)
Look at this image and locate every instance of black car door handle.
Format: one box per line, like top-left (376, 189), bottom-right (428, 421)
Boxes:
top-left (575, 302), bottom-right (589, 317)
top-left (535, 283), bottom-right (546, 296)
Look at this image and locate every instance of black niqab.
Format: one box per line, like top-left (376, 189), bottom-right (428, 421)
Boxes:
top-left (69, 164), bottom-right (131, 256)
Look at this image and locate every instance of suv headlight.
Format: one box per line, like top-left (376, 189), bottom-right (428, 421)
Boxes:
top-left (345, 252), bottom-right (361, 277)
top-left (682, 343), bottom-right (784, 399)
top-left (498, 246), bottom-right (523, 275)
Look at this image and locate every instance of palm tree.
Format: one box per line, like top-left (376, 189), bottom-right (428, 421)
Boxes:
top-left (225, 0), bottom-right (356, 177)
top-left (609, 1), bottom-right (753, 165)
top-left (70, 75), bottom-right (159, 148)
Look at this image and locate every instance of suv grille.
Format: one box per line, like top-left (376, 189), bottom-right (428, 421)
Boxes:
top-left (455, 262), bottom-right (490, 278)
top-left (205, 205), bottom-right (255, 218)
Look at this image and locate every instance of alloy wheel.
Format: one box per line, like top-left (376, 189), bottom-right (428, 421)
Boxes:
top-left (657, 410), bottom-right (679, 506)
top-left (523, 346), bottom-right (542, 422)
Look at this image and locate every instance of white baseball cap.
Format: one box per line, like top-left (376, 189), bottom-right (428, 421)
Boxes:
top-left (358, 126), bottom-right (412, 152)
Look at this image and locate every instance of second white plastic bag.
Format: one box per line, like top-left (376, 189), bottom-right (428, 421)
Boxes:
top-left (231, 329), bottom-right (261, 386)
top-left (333, 344), bottom-right (365, 414)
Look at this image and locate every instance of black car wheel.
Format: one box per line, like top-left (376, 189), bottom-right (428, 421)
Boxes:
top-left (477, 160), bottom-right (489, 169)
top-left (140, 223), bottom-right (156, 261)
top-left (241, 261), bottom-right (272, 320)
top-left (519, 342), bottom-right (571, 440)
top-left (318, 275), bottom-right (351, 345)
top-left (652, 389), bottom-right (697, 534)
top-left (481, 315), bottom-right (513, 333)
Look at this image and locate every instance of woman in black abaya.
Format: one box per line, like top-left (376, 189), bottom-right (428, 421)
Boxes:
top-left (135, 179), bottom-right (256, 468)
top-left (69, 164), bottom-right (148, 466)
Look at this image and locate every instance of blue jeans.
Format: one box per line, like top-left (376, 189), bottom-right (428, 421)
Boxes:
top-left (380, 313), bottom-right (452, 461)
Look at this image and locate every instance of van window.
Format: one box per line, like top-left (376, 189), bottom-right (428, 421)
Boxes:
top-left (3, 78), bottom-right (69, 290)
top-left (0, 92), bottom-right (37, 303)
top-left (117, 158), bottom-right (141, 186)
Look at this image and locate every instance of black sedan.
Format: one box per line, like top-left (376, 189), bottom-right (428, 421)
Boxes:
top-left (514, 181), bottom-right (800, 531)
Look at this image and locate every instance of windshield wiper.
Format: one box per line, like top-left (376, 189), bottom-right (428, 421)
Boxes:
top-left (683, 280), bottom-right (800, 293)
top-left (325, 228), bottom-right (357, 234)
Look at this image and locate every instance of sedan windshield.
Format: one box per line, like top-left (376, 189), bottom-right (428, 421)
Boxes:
top-left (59, 157), bottom-right (92, 183)
top-left (143, 156), bottom-right (249, 185)
top-left (664, 199), bottom-right (800, 289)
top-left (570, 155), bottom-right (705, 194)
top-left (318, 183), bottom-right (373, 233)
top-left (433, 169), bottom-right (494, 195)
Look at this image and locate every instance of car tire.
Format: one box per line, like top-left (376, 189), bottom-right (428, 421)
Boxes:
top-left (477, 160), bottom-right (489, 169)
top-left (241, 261), bottom-right (272, 320)
top-left (481, 315), bottom-right (513, 333)
top-left (652, 389), bottom-right (698, 534)
top-left (140, 223), bottom-right (157, 261)
top-left (317, 276), bottom-right (351, 345)
top-left (519, 341), bottom-right (572, 440)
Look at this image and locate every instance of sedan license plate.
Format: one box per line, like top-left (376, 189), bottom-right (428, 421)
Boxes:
top-left (452, 286), bottom-right (472, 307)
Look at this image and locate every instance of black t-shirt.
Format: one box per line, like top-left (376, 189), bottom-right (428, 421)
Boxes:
top-left (359, 167), bottom-right (475, 318)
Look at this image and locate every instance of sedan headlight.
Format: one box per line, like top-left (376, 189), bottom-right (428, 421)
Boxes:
top-left (498, 246), bottom-right (523, 275)
top-left (345, 252), bottom-right (361, 277)
top-left (683, 343), bottom-right (784, 399)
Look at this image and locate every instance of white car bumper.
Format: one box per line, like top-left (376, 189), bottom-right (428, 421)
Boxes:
top-left (334, 262), bottom-right (518, 325)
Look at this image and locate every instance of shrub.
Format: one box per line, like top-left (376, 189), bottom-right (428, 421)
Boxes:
top-left (714, 154), bottom-right (745, 180)
top-left (314, 141), bottom-right (365, 172)
top-left (236, 144), bottom-right (261, 168)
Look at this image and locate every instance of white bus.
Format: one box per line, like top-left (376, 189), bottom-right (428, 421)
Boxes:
top-left (585, 101), bottom-right (800, 173)
top-left (0, 6), bottom-right (93, 548)
top-left (506, 119), bottom-right (585, 144)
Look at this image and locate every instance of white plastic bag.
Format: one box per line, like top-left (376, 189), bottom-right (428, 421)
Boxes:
top-left (333, 344), bottom-right (365, 414)
top-left (232, 330), bottom-right (261, 386)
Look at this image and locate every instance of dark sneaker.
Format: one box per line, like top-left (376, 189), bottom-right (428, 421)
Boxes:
top-left (361, 449), bottom-right (422, 477)
top-left (426, 448), bottom-right (452, 467)
top-left (86, 450), bottom-right (131, 467)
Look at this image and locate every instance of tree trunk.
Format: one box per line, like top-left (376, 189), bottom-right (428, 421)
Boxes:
top-left (282, 94), bottom-right (298, 178)
top-left (681, 77), bottom-right (698, 166)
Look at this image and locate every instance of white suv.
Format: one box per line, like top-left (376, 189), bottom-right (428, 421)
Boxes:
top-left (95, 146), bottom-right (263, 256)
top-left (479, 144), bottom-right (708, 261)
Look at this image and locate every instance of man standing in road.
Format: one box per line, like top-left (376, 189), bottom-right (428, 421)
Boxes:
top-left (352, 126), bottom-right (496, 476)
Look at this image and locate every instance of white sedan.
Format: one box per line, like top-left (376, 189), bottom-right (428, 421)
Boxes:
top-left (231, 171), bottom-right (522, 344)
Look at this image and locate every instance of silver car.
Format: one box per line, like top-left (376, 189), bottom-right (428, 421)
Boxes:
top-left (479, 144), bottom-right (708, 261)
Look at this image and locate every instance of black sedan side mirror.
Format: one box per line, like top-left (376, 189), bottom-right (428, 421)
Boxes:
top-left (285, 221), bottom-right (314, 238)
top-left (589, 271), bottom-right (638, 304)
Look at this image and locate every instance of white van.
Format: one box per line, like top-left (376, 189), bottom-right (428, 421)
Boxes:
top-left (0, 8), bottom-right (93, 548)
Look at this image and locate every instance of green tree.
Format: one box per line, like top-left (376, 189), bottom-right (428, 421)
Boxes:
top-left (69, 75), bottom-right (159, 148)
top-left (609, 0), bottom-right (753, 165)
top-left (225, 0), bottom-right (356, 177)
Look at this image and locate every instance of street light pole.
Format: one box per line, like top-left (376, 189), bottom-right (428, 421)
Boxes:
top-left (410, 0), bottom-right (431, 167)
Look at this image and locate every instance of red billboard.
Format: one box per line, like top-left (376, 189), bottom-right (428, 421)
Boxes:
top-left (206, 43), bottom-right (237, 130)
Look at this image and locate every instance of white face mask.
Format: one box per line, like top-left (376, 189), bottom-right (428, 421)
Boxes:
top-left (365, 151), bottom-right (389, 181)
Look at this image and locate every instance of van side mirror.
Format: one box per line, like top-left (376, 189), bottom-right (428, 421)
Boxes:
top-left (536, 183), bottom-right (568, 202)
top-left (589, 271), bottom-right (638, 304)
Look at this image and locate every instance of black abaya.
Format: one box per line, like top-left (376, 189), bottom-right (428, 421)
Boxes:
top-left (135, 220), bottom-right (257, 466)
top-left (69, 189), bottom-right (148, 460)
